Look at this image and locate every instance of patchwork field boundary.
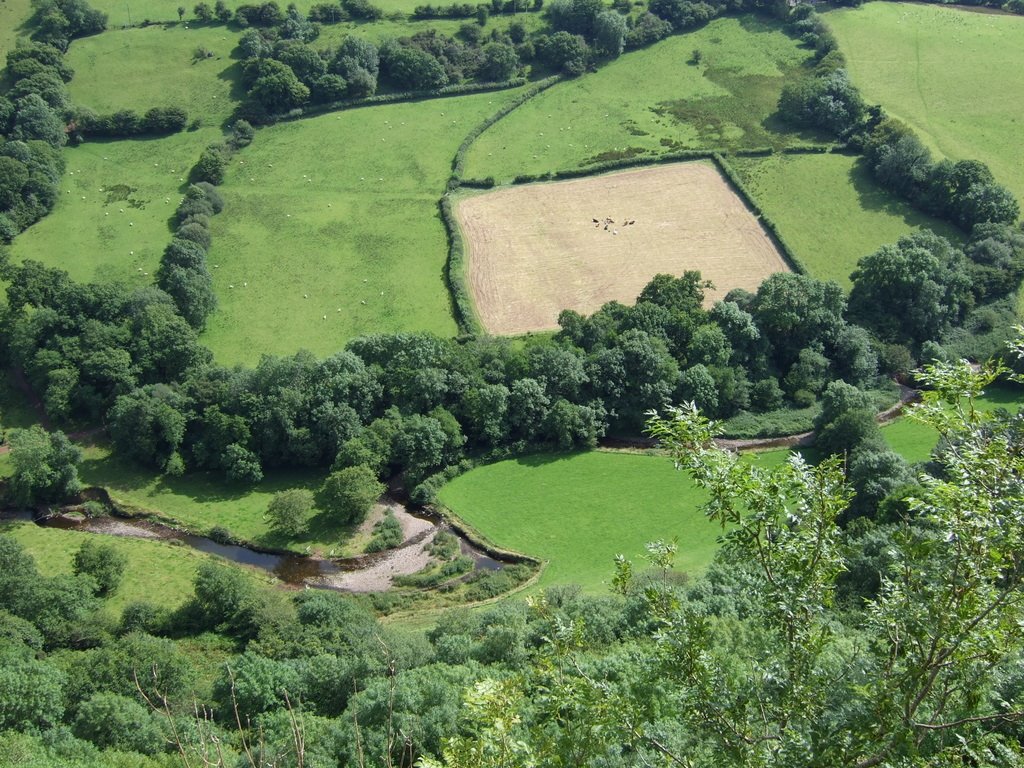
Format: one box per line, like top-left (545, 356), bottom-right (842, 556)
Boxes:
top-left (273, 77), bottom-right (533, 124)
top-left (440, 74), bottom-right (565, 334)
top-left (439, 195), bottom-right (483, 334)
top-left (455, 162), bottom-right (798, 335)
top-left (713, 153), bottom-right (807, 275)
top-left (444, 144), bottom-right (839, 334)
top-left (449, 75), bottom-right (564, 189)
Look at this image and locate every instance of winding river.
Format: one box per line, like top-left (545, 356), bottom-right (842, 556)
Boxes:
top-left (3, 504), bottom-right (504, 592)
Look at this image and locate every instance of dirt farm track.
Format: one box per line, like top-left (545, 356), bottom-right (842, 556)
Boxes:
top-left (456, 162), bottom-right (791, 335)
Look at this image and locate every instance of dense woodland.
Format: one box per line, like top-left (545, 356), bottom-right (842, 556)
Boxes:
top-left (2, 0), bottom-right (1024, 765)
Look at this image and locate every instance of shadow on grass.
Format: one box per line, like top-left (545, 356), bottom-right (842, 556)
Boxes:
top-left (0, 372), bottom-right (42, 432)
top-left (847, 158), bottom-right (964, 243)
top-left (216, 59), bottom-right (247, 128)
top-left (80, 447), bottom-right (324, 505)
top-left (512, 450), bottom-right (587, 469)
top-left (735, 13), bottom-right (779, 35)
top-left (290, 508), bottom-right (359, 550)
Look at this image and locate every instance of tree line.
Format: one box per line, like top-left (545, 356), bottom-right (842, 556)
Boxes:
top-left (217, 0), bottom-right (783, 122)
top-left (5, 208), bottom-right (1022, 505)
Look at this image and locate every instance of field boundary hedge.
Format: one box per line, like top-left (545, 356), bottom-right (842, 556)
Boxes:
top-left (438, 196), bottom-right (483, 335)
top-left (448, 74), bottom-right (563, 188)
top-left (441, 74), bottom-right (564, 334)
top-left (712, 152), bottom-right (807, 275)
top-left (274, 78), bottom-right (531, 123)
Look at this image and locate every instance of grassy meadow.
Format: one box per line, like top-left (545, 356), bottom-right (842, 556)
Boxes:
top-left (201, 89), bottom-right (524, 364)
top-left (66, 24), bottom-right (242, 127)
top-left (464, 16), bottom-right (822, 182)
top-left (828, 2), bottom-right (1024, 205)
top-left (74, 444), bottom-right (351, 554)
top-left (0, 518), bottom-right (274, 615)
top-left (439, 449), bottom-right (789, 591)
top-left (0, 0), bottom-right (33, 64)
top-left (731, 153), bottom-right (960, 288)
top-left (9, 127), bottom-right (225, 284)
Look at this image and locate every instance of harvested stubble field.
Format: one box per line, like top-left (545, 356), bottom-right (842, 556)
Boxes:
top-left (456, 162), bottom-right (790, 335)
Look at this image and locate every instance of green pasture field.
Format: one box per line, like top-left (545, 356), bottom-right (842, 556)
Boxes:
top-left (438, 448), bottom-right (789, 591)
top-left (93, 0), bottom-right (475, 26)
top-left (201, 89), bottom-right (524, 364)
top-left (828, 2), bottom-right (1024, 206)
top-left (66, 24), bottom-right (242, 127)
top-left (0, 0), bottom-right (33, 64)
top-left (75, 444), bottom-right (351, 554)
top-left (731, 153), bottom-right (960, 288)
top-left (464, 16), bottom-right (822, 182)
top-left (63, 14), bottom-right (546, 125)
top-left (9, 127), bottom-right (224, 283)
top-left (883, 382), bottom-right (1023, 464)
top-left (0, 518), bottom-right (274, 615)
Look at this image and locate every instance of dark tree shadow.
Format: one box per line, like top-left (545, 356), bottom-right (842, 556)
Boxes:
top-left (512, 449), bottom-right (587, 469)
top-left (847, 158), bottom-right (964, 243)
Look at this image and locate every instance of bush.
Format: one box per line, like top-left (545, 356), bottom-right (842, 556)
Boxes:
top-left (394, 555), bottom-right (474, 587)
top-left (118, 601), bottom-right (167, 635)
top-left (224, 443), bottom-right (263, 483)
top-left (230, 119), bottom-right (255, 148)
top-left (464, 564), bottom-right (532, 600)
top-left (141, 105), bottom-right (188, 133)
top-left (426, 530), bottom-right (460, 560)
top-left (72, 539), bottom-right (127, 597)
top-left (176, 195), bottom-right (215, 221)
top-left (341, 0), bottom-right (383, 19)
top-left (175, 221), bottom-right (212, 250)
top-left (73, 692), bottom-right (165, 754)
top-left (625, 12), bottom-right (672, 49)
top-left (365, 513), bottom-right (403, 552)
top-left (190, 182), bottom-right (224, 213)
top-left (192, 144), bottom-right (228, 185)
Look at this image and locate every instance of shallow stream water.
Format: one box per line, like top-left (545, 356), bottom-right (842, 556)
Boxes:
top-left (4, 505), bottom-right (503, 589)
